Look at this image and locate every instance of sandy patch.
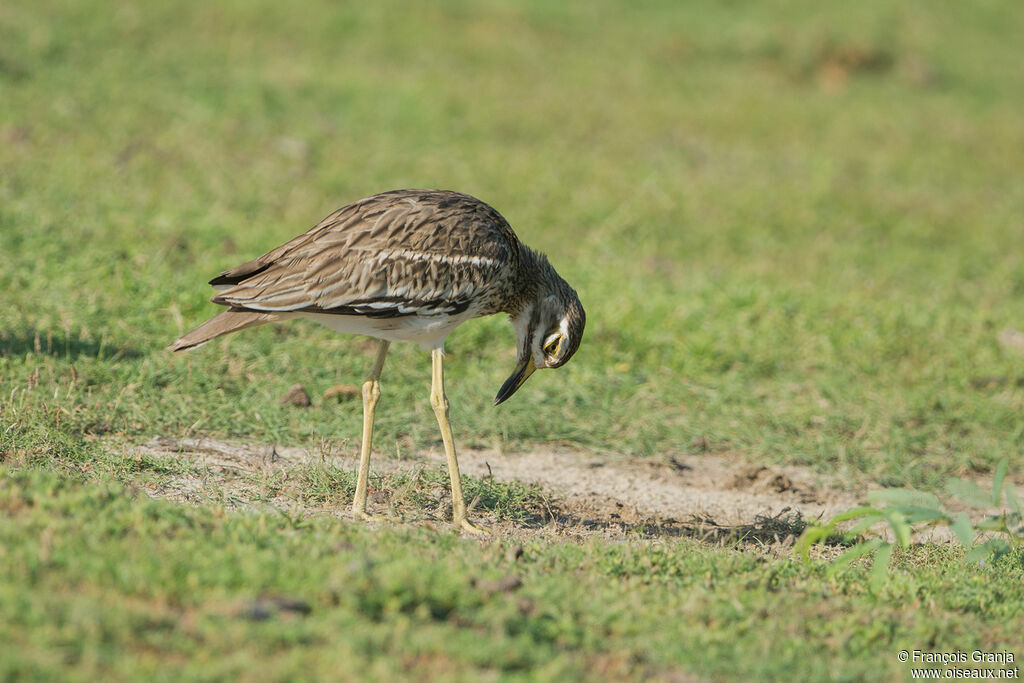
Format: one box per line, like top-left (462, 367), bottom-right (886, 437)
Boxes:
top-left (133, 436), bottom-right (871, 545)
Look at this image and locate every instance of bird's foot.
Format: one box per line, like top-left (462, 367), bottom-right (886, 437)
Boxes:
top-left (454, 516), bottom-right (490, 535)
top-left (352, 510), bottom-right (400, 524)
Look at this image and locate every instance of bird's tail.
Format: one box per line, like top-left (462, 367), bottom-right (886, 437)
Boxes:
top-left (168, 308), bottom-right (281, 351)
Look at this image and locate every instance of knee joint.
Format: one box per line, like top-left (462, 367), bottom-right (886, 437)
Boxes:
top-left (429, 391), bottom-right (448, 412)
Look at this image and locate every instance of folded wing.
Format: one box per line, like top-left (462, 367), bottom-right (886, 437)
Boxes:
top-left (210, 190), bottom-right (517, 319)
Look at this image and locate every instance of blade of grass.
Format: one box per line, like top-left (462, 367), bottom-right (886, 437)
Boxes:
top-left (895, 506), bottom-right (949, 525)
top-left (880, 509), bottom-right (911, 547)
top-left (827, 539), bottom-right (884, 578)
top-left (869, 543), bottom-right (894, 592)
top-left (993, 459), bottom-right (1009, 507)
top-left (945, 479), bottom-right (993, 510)
top-left (1005, 483), bottom-right (1021, 515)
top-left (951, 512), bottom-right (974, 547)
top-left (964, 539), bottom-right (1011, 565)
top-left (868, 489), bottom-right (942, 509)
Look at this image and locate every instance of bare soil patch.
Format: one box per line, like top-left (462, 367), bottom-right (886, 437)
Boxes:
top-left (132, 436), bottom-right (868, 545)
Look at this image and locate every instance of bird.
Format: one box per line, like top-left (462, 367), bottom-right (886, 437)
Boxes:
top-left (169, 189), bottom-right (585, 533)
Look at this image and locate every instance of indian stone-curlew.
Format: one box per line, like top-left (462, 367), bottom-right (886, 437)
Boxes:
top-left (170, 189), bottom-right (585, 532)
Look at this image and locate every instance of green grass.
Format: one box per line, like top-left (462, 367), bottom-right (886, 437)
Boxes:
top-left (3, 467), bottom-right (1023, 681)
top-left (3, 0), bottom-right (1024, 679)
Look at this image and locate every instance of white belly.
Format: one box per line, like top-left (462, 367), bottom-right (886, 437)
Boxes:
top-left (298, 311), bottom-right (477, 350)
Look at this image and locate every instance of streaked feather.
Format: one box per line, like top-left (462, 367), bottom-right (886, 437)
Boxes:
top-left (167, 309), bottom-right (281, 351)
top-left (171, 189), bottom-right (581, 353)
top-left (209, 190), bottom-right (520, 318)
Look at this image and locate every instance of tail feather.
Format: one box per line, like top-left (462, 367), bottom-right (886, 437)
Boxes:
top-left (169, 308), bottom-right (281, 351)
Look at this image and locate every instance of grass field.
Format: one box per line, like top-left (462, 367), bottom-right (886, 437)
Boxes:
top-left (2, 0), bottom-right (1024, 680)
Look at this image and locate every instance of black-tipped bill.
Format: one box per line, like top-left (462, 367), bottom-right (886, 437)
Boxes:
top-left (493, 359), bottom-right (537, 406)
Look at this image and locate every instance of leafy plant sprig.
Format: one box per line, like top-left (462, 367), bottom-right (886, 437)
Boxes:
top-left (796, 459), bottom-right (1023, 590)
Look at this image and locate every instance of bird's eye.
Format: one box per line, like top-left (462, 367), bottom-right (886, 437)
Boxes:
top-left (543, 335), bottom-right (561, 356)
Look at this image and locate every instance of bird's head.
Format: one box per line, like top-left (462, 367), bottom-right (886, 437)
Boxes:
top-left (494, 280), bottom-right (585, 406)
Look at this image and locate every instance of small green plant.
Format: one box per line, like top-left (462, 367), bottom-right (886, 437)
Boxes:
top-left (796, 459), bottom-right (1024, 589)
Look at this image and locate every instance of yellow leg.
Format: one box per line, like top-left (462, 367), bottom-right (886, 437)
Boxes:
top-left (430, 347), bottom-right (488, 534)
top-left (352, 340), bottom-right (390, 520)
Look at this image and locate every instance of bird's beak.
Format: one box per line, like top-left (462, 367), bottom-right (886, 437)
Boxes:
top-left (494, 359), bottom-right (536, 406)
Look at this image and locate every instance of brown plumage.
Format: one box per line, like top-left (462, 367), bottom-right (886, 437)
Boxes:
top-left (170, 189), bottom-right (585, 531)
top-left (168, 309), bottom-right (281, 351)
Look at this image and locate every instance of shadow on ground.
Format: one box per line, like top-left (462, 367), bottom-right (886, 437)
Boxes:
top-left (0, 329), bottom-right (144, 360)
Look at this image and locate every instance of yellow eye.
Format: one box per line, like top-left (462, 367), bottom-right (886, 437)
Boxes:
top-left (543, 336), bottom-right (561, 356)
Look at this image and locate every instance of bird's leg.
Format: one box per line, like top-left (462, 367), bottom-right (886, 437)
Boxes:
top-left (430, 347), bottom-right (488, 534)
top-left (351, 340), bottom-right (390, 521)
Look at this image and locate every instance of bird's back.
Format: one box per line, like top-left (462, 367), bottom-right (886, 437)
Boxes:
top-left (210, 190), bottom-right (524, 319)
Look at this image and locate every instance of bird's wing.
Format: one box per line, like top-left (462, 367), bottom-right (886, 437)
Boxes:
top-left (209, 190), bottom-right (519, 318)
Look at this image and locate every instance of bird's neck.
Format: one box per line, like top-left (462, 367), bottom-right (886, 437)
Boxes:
top-left (501, 245), bottom-right (550, 316)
